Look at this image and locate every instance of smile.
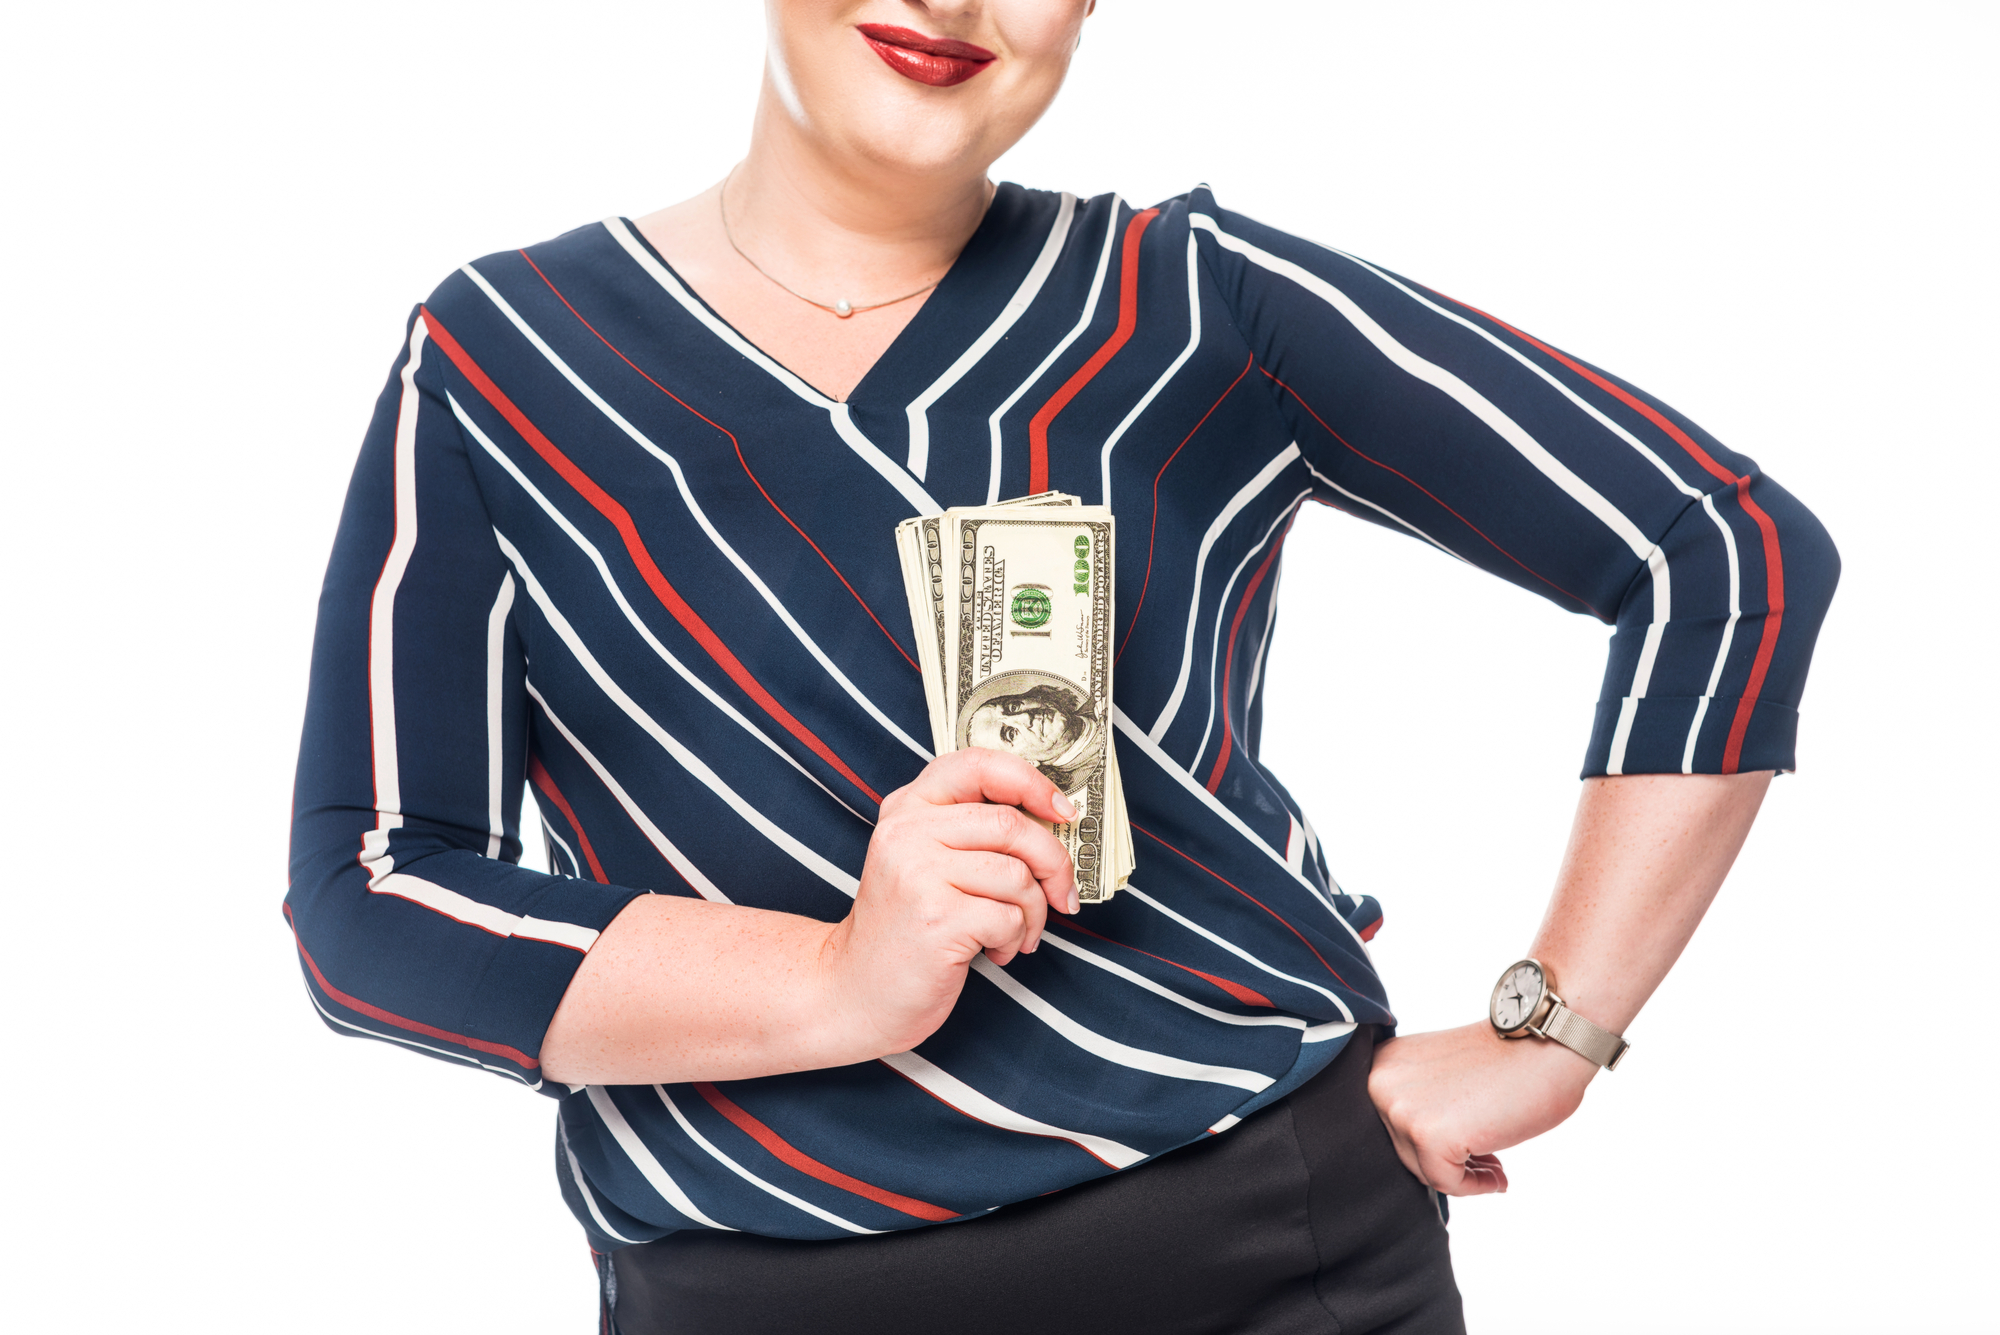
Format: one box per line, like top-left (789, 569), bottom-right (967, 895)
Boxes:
top-left (856, 24), bottom-right (996, 88)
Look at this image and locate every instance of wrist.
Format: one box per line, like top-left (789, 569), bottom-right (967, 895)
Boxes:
top-left (1490, 955), bottom-right (1630, 1074)
top-left (1513, 1019), bottom-right (1601, 1091)
top-left (804, 917), bottom-right (914, 1068)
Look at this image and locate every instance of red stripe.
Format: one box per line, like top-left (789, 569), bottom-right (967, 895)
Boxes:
top-left (1451, 309), bottom-right (1787, 773)
top-left (1721, 476), bottom-right (1785, 772)
top-left (691, 1083), bottom-right (959, 1222)
top-left (1203, 509), bottom-right (1296, 793)
top-left (1263, 368), bottom-right (1602, 617)
top-left (1130, 822), bottom-right (1351, 989)
top-left (1027, 208), bottom-right (1159, 494)
top-left (283, 903), bottom-right (540, 1070)
top-left (1051, 917), bottom-right (1274, 1008)
top-left (514, 251), bottom-right (920, 673)
top-left (527, 756), bottom-right (609, 883)
top-left (1116, 351), bottom-right (1254, 662)
top-left (419, 307), bottom-right (885, 804)
top-left (1358, 916), bottom-right (1383, 943)
top-left (1465, 307), bottom-right (1739, 485)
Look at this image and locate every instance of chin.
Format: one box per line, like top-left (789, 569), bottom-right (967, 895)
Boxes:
top-left (842, 106), bottom-right (996, 178)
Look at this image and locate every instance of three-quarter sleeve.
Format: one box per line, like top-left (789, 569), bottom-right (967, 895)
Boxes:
top-left (1189, 191), bottom-right (1838, 775)
top-left (285, 308), bottom-right (647, 1092)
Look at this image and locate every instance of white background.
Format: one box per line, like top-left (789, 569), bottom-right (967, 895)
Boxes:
top-left (2, 2), bottom-right (1993, 1330)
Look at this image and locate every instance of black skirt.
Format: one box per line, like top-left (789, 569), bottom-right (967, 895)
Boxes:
top-left (600, 1026), bottom-right (1463, 1335)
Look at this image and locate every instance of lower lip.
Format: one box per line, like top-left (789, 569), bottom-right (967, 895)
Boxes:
top-left (858, 28), bottom-right (994, 88)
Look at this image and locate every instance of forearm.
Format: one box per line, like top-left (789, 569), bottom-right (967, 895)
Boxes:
top-left (1368, 769), bottom-right (1773, 1193)
top-left (540, 751), bottom-right (1079, 1088)
top-left (1528, 770), bottom-right (1772, 1041)
top-left (539, 896), bottom-right (862, 1087)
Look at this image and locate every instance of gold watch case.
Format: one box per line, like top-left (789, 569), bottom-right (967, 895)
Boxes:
top-left (1489, 957), bottom-right (1554, 1038)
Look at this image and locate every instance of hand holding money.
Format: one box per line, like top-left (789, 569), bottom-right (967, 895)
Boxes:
top-left (896, 495), bottom-right (1134, 902)
top-left (819, 749), bottom-right (1082, 1054)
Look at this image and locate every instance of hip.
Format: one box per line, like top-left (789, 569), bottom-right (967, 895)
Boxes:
top-left (601, 1026), bottom-right (1462, 1335)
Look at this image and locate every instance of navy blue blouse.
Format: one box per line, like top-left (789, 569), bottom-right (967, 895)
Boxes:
top-left (286, 184), bottom-right (1837, 1246)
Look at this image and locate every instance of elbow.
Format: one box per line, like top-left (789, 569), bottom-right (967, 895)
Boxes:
top-left (1759, 476), bottom-right (1840, 631)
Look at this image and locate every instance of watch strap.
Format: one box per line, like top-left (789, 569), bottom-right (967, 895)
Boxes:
top-left (1538, 1000), bottom-right (1630, 1070)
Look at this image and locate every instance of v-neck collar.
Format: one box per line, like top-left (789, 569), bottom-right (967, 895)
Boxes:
top-left (610, 183), bottom-right (1047, 410)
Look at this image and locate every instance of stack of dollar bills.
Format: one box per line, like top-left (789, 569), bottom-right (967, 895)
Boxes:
top-left (895, 494), bottom-right (1133, 904)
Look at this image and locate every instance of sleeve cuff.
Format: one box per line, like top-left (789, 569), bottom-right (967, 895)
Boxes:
top-left (1582, 696), bottom-right (1801, 777)
top-left (455, 878), bottom-right (651, 1098)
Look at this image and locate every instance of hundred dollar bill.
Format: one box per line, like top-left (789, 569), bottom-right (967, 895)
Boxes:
top-left (947, 505), bottom-right (1119, 901)
top-left (896, 494), bottom-right (1078, 756)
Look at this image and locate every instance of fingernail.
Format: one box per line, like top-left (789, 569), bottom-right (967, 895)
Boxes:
top-left (1053, 793), bottom-right (1077, 821)
top-left (1067, 892), bottom-right (1080, 915)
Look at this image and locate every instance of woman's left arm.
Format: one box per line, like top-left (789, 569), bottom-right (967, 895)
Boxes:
top-left (1186, 187), bottom-right (1842, 1192)
top-left (1365, 769), bottom-right (1770, 1195)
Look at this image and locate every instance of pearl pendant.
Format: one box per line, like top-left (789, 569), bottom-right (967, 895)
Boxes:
top-left (833, 299), bottom-right (854, 318)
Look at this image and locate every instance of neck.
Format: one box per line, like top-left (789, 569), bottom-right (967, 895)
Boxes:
top-left (725, 82), bottom-right (995, 302)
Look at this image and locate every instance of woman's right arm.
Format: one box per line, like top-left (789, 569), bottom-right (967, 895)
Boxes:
top-left (288, 309), bottom-right (1072, 1094)
top-left (541, 751), bottom-right (1078, 1086)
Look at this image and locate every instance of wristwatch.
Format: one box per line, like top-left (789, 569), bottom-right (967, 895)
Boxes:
top-left (1488, 958), bottom-right (1629, 1070)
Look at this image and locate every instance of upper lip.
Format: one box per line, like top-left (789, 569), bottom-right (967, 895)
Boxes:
top-left (855, 24), bottom-right (996, 63)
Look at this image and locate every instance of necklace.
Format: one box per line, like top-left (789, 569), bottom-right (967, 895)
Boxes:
top-left (718, 166), bottom-right (946, 319)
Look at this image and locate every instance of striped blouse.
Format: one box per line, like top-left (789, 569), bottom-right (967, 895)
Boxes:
top-left (285, 183), bottom-right (1837, 1246)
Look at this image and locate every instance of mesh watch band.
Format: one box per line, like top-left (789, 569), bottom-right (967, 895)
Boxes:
top-left (1538, 1000), bottom-right (1629, 1070)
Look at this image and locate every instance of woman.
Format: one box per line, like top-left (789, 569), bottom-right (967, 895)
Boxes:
top-left (284, 3), bottom-right (1838, 1331)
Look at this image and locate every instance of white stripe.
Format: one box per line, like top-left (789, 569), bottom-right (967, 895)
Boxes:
top-left (1100, 232), bottom-right (1204, 510)
top-left (1323, 242), bottom-right (1710, 501)
top-left (1036, 932), bottom-right (1307, 1031)
top-left (985, 198), bottom-right (1124, 504)
top-left (449, 394), bottom-right (866, 822)
top-left (1117, 708), bottom-right (1363, 949)
top-left (525, 681), bottom-right (730, 902)
top-left (599, 219), bottom-right (940, 516)
top-left (586, 1086), bottom-right (735, 1230)
top-left (827, 402), bottom-right (940, 515)
top-left (1606, 544), bottom-right (1673, 775)
top-left (1300, 457), bottom-right (1466, 562)
top-left (1242, 555), bottom-right (1284, 721)
top-left (1190, 493), bottom-right (1310, 773)
top-left (906, 192), bottom-right (1076, 481)
top-left (1261, 232), bottom-right (1750, 774)
top-left (303, 987), bottom-right (539, 1087)
top-left (501, 543), bottom-right (859, 897)
top-left (1208, 1114), bottom-right (1242, 1134)
top-left (560, 1115), bottom-right (641, 1245)
top-left (968, 959), bottom-right (1264, 1095)
top-left (1121, 884), bottom-right (1354, 1021)
top-left (1149, 443), bottom-right (1302, 743)
top-left (970, 957), bottom-right (1273, 1093)
top-left (654, 1087), bottom-right (880, 1235)
top-left (1684, 490), bottom-right (1744, 771)
top-left (1304, 1020), bottom-right (1358, 1043)
top-left (1191, 214), bottom-right (1656, 562)
top-left (361, 319), bottom-right (429, 884)
top-left (484, 573), bottom-right (516, 859)
top-left (373, 871), bottom-right (600, 951)
top-left (456, 260), bottom-right (932, 761)
top-left (880, 1050), bottom-right (1146, 1169)
top-left (1284, 818), bottom-right (1306, 876)
top-left (543, 821), bottom-right (581, 879)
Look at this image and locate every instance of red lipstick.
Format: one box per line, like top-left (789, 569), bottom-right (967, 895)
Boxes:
top-left (856, 24), bottom-right (996, 87)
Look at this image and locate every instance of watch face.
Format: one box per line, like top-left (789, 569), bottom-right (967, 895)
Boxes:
top-left (1490, 961), bottom-right (1546, 1033)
